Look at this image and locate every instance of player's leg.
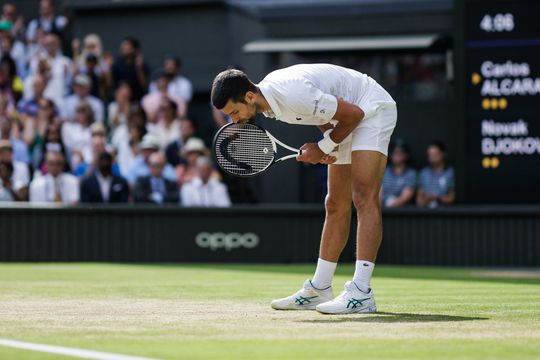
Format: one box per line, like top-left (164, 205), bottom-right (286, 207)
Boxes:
top-left (319, 164), bottom-right (352, 261)
top-left (352, 150), bottom-right (387, 261)
top-left (350, 150), bottom-right (387, 290)
top-left (317, 102), bottom-right (396, 315)
top-left (316, 151), bottom-right (385, 314)
top-left (270, 164), bottom-right (351, 310)
top-left (312, 163), bottom-right (352, 285)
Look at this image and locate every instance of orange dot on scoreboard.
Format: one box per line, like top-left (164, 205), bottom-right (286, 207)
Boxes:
top-left (471, 73), bottom-right (481, 85)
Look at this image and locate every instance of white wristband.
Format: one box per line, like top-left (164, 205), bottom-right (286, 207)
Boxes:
top-left (318, 133), bottom-right (338, 154)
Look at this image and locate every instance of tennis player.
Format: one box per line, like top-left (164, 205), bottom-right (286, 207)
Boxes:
top-left (211, 64), bottom-right (396, 314)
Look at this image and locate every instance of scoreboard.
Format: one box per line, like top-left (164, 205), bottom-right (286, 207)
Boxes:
top-left (461, 0), bottom-right (540, 203)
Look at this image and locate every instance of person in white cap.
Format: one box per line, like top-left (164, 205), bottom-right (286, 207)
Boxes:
top-left (61, 73), bottom-right (104, 122)
top-left (176, 137), bottom-right (219, 186)
top-left (124, 132), bottom-right (176, 185)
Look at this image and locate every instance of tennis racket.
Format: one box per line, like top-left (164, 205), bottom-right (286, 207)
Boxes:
top-left (213, 122), bottom-right (301, 177)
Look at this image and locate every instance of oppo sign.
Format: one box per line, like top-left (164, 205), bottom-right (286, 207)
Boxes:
top-left (195, 232), bottom-right (260, 251)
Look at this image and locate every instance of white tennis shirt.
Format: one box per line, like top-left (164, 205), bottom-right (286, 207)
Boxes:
top-left (258, 63), bottom-right (395, 125)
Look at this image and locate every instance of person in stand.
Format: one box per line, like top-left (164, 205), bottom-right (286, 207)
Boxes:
top-left (80, 151), bottom-right (129, 203)
top-left (29, 150), bottom-right (79, 204)
top-left (381, 140), bottom-right (416, 208)
top-left (416, 141), bottom-right (455, 208)
top-left (133, 151), bottom-right (178, 204)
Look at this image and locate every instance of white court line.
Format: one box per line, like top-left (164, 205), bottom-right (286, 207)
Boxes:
top-left (0, 338), bottom-right (161, 360)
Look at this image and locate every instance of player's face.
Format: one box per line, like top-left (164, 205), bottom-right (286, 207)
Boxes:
top-left (222, 99), bottom-right (257, 124)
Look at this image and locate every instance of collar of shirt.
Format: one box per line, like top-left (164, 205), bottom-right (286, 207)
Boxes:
top-left (257, 81), bottom-right (281, 118)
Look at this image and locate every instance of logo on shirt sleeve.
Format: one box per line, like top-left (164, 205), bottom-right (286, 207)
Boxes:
top-left (312, 100), bottom-right (319, 115)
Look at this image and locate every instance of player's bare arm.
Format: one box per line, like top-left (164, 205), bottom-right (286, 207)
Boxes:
top-left (297, 99), bottom-right (365, 164)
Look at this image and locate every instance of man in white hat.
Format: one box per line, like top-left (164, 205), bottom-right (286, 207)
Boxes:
top-left (181, 156), bottom-right (230, 207)
top-left (124, 133), bottom-right (176, 185)
top-left (176, 137), bottom-right (218, 186)
top-left (180, 137), bottom-right (209, 158)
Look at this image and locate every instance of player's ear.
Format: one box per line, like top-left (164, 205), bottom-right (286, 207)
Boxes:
top-left (244, 91), bottom-right (256, 104)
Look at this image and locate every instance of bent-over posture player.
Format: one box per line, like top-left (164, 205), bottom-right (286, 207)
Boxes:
top-left (211, 64), bottom-right (397, 314)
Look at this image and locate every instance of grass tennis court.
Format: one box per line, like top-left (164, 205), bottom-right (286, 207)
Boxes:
top-left (0, 263), bottom-right (538, 360)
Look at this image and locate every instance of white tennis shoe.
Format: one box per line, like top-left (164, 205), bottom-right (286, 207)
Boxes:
top-left (270, 280), bottom-right (334, 310)
top-left (316, 281), bottom-right (377, 314)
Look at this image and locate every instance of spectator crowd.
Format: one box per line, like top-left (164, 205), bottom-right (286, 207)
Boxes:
top-left (0, 0), bottom-right (231, 207)
top-left (0, 0), bottom-right (456, 209)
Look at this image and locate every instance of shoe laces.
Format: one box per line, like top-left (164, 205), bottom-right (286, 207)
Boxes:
top-left (292, 280), bottom-right (313, 296)
top-left (335, 281), bottom-right (356, 300)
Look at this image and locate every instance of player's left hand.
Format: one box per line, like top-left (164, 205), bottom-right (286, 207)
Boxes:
top-left (297, 143), bottom-right (325, 164)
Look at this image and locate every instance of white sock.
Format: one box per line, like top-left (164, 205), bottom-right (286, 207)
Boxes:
top-left (352, 260), bottom-right (375, 293)
top-left (311, 258), bottom-right (337, 289)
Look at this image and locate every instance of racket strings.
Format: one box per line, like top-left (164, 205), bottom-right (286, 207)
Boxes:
top-left (214, 123), bottom-right (275, 176)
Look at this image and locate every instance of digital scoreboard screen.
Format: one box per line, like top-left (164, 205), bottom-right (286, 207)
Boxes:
top-left (463, 0), bottom-right (540, 203)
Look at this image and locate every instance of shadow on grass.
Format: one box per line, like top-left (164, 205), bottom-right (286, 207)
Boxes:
top-left (297, 311), bottom-right (488, 323)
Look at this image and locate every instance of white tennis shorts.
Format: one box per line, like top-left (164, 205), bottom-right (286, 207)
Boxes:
top-left (333, 101), bottom-right (397, 164)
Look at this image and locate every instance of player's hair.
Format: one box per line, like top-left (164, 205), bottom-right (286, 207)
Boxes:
top-left (211, 69), bottom-right (257, 110)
